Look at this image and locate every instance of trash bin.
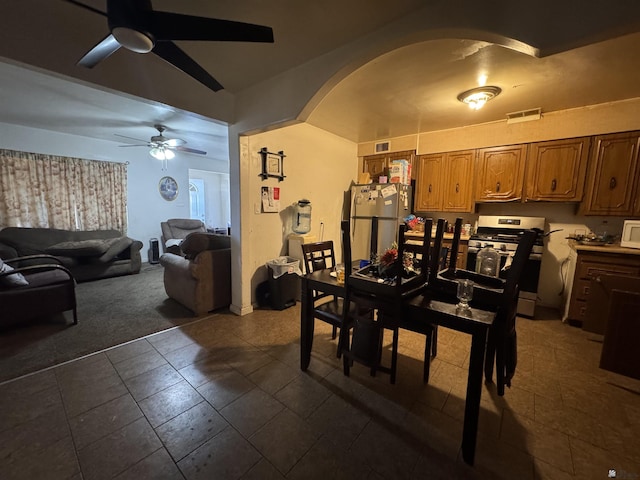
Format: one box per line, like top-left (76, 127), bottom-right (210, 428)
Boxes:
top-left (266, 256), bottom-right (302, 310)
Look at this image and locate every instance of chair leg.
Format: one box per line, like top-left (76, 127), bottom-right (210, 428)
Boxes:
top-left (390, 327), bottom-right (399, 384)
top-left (423, 330), bottom-right (433, 383)
top-left (343, 353), bottom-right (351, 377)
top-left (431, 326), bottom-right (438, 358)
top-left (332, 325), bottom-right (337, 340)
top-left (495, 330), bottom-right (507, 396)
top-left (72, 307), bottom-right (78, 325)
top-left (484, 329), bottom-right (496, 384)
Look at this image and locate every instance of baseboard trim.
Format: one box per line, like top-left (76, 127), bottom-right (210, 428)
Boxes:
top-left (230, 303), bottom-right (253, 316)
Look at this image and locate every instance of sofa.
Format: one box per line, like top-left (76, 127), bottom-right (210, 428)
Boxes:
top-left (0, 227), bottom-right (143, 282)
top-left (160, 218), bottom-right (206, 255)
top-left (159, 232), bottom-right (231, 315)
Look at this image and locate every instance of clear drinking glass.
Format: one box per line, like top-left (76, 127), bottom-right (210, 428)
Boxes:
top-left (335, 264), bottom-right (345, 285)
top-left (456, 279), bottom-right (474, 309)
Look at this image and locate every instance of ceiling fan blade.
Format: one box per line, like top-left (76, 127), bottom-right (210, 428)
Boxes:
top-left (118, 144), bottom-right (148, 147)
top-left (164, 138), bottom-right (186, 147)
top-left (78, 34), bottom-right (121, 68)
top-left (174, 145), bottom-right (207, 156)
top-left (63, 0), bottom-right (107, 17)
top-left (149, 12), bottom-right (274, 43)
top-left (152, 41), bottom-right (223, 92)
top-left (115, 133), bottom-right (149, 144)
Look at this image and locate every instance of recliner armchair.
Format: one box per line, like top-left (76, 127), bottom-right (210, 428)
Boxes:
top-left (160, 218), bottom-right (207, 255)
top-left (159, 232), bottom-right (231, 315)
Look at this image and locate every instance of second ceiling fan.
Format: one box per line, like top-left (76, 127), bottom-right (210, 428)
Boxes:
top-left (64, 0), bottom-right (274, 92)
top-left (116, 125), bottom-right (206, 161)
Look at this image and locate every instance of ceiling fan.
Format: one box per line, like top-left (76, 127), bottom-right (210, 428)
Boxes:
top-left (116, 124), bottom-right (206, 161)
top-left (63, 0), bottom-right (274, 92)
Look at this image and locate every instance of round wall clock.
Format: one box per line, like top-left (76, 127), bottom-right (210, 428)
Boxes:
top-left (159, 176), bottom-right (178, 201)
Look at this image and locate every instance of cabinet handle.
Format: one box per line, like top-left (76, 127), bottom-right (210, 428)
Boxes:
top-left (496, 181), bottom-right (501, 192)
top-left (609, 177), bottom-right (617, 189)
top-left (551, 179), bottom-right (557, 191)
top-left (428, 184), bottom-right (432, 193)
top-left (455, 183), bottom-right (459, 193)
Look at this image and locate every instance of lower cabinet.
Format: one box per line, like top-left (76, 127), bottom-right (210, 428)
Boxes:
top-left (567, 249), bottom-right (640, 327)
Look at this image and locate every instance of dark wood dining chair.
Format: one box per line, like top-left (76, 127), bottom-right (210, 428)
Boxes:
top-left (300, 240), bottom-right (344, 356)
top-left (431, 227), bottom-right (538, 395)
top-left (339, 219), bottom-right (432, 384)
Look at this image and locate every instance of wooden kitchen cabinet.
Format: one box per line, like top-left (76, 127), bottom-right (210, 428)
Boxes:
top-left (580, 131), bottom-right (640, 216)
top-left (525, 137), bottom-right (591, 201)
top-left (475, 144), bottom-right (527, 202)
top-left (566, 248), bottom-right (640, 327)
top-left (362, 150), bottom-right (415, 182)
top-left (442, 150), bottom-right (475, 212)
top-left (414, 153), bottom-right (443, 211)
top-left (414, 150), bottom-right (474, 212)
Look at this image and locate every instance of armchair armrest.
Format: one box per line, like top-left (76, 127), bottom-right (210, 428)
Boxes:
top-left (0, 263), bottom-right (76, 284)
top-left (5, 254), bottom-right (65, 267)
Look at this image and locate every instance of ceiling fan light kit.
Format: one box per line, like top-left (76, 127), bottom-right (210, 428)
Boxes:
top-left (457, 86), bottom-right (502, 110)
top-left (116, 125), bottom-right (207, 169)
top-left (149, 146), bottom-right (175, 160)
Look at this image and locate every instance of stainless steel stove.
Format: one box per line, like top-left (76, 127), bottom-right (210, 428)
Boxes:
top-left (467, 215), bottom-right (546, 318)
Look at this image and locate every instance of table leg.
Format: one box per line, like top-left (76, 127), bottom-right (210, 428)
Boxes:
top-left (461, 328), bottom-right (488, 465)
top-left (300, 278), bottom-right (314, 371)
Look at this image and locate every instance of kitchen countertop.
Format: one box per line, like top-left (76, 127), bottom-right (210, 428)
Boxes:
top-left (405, 230), bottom-right (471, 242)
top-left (568, 239), bottom-right (640, 256)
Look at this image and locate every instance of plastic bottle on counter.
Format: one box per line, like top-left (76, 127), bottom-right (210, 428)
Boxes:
top-left (475, 244), bottom-right (500, 277)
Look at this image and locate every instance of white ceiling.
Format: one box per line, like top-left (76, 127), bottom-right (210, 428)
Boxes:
top-left (1, 1), bottom-right (640, 147)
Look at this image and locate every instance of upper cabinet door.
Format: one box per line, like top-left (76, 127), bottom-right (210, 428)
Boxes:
top-left (475, 145), bottom-right (527, 201)
top-left (442, 150), bottom-right (475, 212)
top-left (362, 150), bottom-right (416, 182)
top-left (414, 153), bottom-right (444, 211)
top-left (525, 137), bottom-right (591, 201)
top-left (581, 131), bottom-right (640, 215)
top-left (387, 150), bottom-right (416, 180)
top-left (362, 154), bottom-right (388, 182)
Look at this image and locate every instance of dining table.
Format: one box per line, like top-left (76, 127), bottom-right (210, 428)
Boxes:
top-left (299, 268), bottom-right (496, 465)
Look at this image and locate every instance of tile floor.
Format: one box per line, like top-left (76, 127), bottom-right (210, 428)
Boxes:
top-left (1, 305), bottom-right (639, 480)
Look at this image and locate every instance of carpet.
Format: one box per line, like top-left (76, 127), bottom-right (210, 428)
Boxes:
top-left (0, 263), bottom-right (220, 383)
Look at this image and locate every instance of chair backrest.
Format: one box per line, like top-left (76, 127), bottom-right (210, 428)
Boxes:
top-left (396, 219), bottom-right (432, 283)
top-left (161, 219), bottom-right (206, 241)
top-left (428, 218), bottom-right (447, 285)
top-left (341, 220), bottom-right (353, 277)
top-left (301, 241), bottom-right (336, 274)
top-left (446, 218), bottom-right (463, 272)
top-left (501, 229), bottom-right (538, 305)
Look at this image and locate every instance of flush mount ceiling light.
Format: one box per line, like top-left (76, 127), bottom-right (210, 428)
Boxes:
top-left (457, 86), bottom-right (502, 110)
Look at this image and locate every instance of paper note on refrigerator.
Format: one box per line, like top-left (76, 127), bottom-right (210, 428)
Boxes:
top-left (380, 184), bottom-right (397, 198)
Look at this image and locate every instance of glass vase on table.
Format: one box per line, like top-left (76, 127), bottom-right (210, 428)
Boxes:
top-left (456, 279), bottom-right (474, 310)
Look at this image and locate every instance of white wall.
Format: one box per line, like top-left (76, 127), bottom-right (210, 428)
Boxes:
top-left (232, 123), bottom-right (357, 312)
top-left (0, 122), bottom-right (229, 262)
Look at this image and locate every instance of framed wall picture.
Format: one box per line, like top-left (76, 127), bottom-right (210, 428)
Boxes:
top-left (259, 147), bottom-right (286, 181)
top-left (159, 176), bottom-right (178, 201)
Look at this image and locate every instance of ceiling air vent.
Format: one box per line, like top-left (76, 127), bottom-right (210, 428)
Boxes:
top-left (375, 141), bottom-right (390, 153)
top-left (506, 108), bottom-right (542, 124)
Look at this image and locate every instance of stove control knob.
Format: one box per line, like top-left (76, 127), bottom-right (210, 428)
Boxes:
top-left (499, 244), bottom-right (507, 251)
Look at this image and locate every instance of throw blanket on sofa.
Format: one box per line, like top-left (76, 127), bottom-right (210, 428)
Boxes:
top-left (45, 237), bottom-right (134, 263)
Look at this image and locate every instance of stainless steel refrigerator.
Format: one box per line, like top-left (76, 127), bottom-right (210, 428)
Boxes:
top-left (350, 183), bottom-right (412, 262)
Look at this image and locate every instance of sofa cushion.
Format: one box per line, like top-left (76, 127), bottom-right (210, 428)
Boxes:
top-left (45, 239), bottom-right (113, 257)
top-left (97, 237), bottom-right (133, 263)
top-left (181, 233), bottom-right (231, 259)
top-left (0, 258), bottom-right (29, 287)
